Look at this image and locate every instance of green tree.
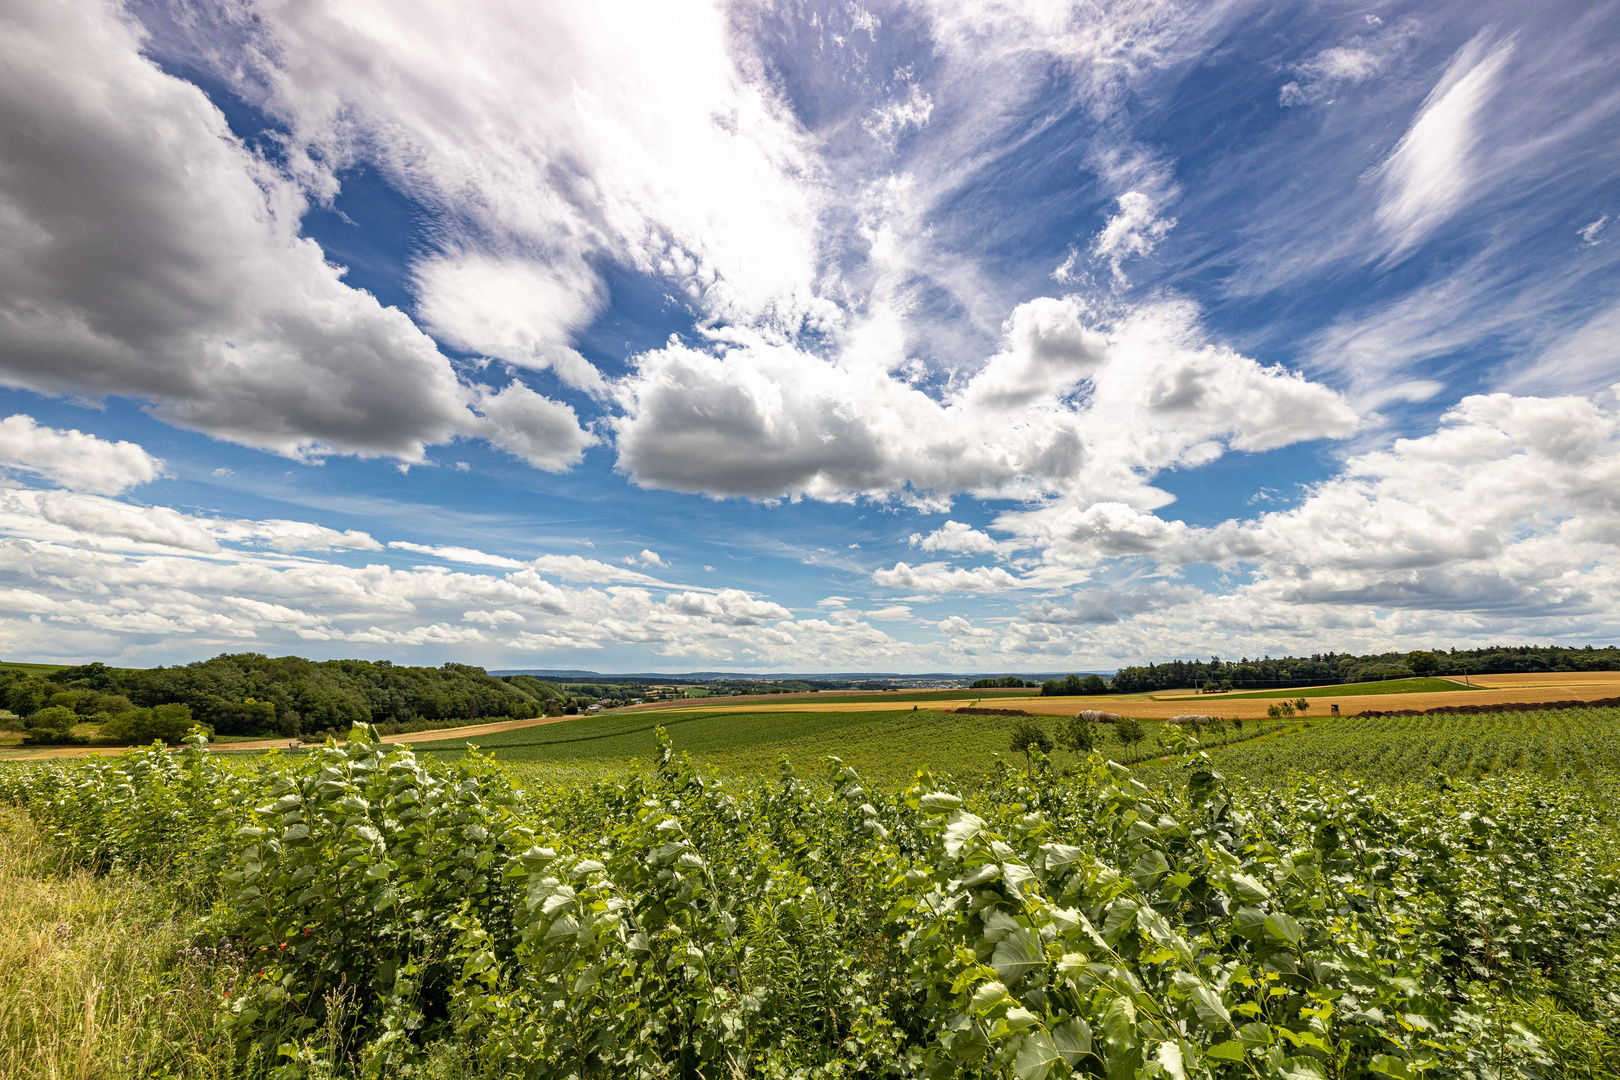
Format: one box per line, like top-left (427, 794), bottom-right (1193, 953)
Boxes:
top-left (101, 703), bottom-right (199, 745)
top-left (1061, 713), bottom-right (1098, 753)
top-left (1009, 718), bottom-right (1053, 761)
top-left (1115, 715), bottom-right (1145, 749)
top-left (1406, 650), bottom-right (1441, 676)
top-left (5, 677), bottom-right (52, 717)
top-left (1293, 697), bottom-right (1310, 713)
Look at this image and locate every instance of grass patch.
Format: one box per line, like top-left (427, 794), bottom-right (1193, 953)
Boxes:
top-left (1199, 677), bottom-right (1476, 700)
top-left (0, 807), bottom-right (242, 1079)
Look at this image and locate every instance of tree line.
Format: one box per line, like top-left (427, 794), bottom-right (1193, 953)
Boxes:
top-left (975, 643), bottom-right (1620, 697)
top-left (0, 654), bottom-right (590, 744)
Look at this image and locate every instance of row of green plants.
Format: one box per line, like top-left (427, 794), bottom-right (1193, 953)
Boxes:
top-left (1200, 708), bottom-right (1620, 783)
top-left (2, 727), bottom-right (1616, 1078)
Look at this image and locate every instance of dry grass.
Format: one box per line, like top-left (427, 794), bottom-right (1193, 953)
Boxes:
top-left (0, 807), bottom-right (244, 1080)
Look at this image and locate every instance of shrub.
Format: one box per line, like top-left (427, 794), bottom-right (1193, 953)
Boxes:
top-left (1115, 715), bottom-right (1146, 747)
top-left (1008, 717), bottom-right (1053, 760)
top-left (100, 703), bottom-right (203, 745)
top-left (21, 704), bottom-right (83, 744)
top-left (1294, 697), bottom-right (1310, 713)
top-left (23, 705), bottom-right (77, 732)
top-left (1061, 713), bottom-right (1098, 753)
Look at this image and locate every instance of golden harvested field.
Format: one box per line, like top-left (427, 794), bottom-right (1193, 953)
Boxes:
top-left (1465, 671), bottom-right (1620, 690)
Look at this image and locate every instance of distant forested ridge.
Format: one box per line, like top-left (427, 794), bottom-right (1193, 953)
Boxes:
top-left (1109, 644), bottom-right (1620, 693)
top-left (0, 654), bottom-right (564, 738)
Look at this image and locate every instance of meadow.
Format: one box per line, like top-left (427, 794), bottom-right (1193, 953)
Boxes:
top-left (1, 699), bottom-right (1618, 1078)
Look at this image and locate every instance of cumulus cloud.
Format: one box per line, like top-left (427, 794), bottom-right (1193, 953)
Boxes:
top-left (473, 383), bottom-right (595, 472)
top-left (1005, 388), bottom-right (1620, 625)
top-left (872, 561), bottom-right (1020, 592)
top-left (910, 520), bottom-right (1001, 555)
top-left (956, 297), bottom-right (1108, 410)
top-left (208, 520), bottom-right (381, 553)
top-left (614, 299), bottom-right (1355, 506)
top-left (662, 589), bottom-right (791, 626)
top-left (625, 549), bottom-right (667, 568)
top-left (0, 0), bottom-right (592, 470)
top-left (527, 554), bottom-right (676, 587)
top-left (1376, 33), bottom-right (1516, 258)
top-left (0, 415), bottom-right (162, 495)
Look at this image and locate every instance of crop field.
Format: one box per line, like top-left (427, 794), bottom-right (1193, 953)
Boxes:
top-left (3, 703), bottom-right (1620, 1077)
top-left (2, 711), bottom-right (1618, 1080)
top-left (1198, 677), bottom-right (1475, 700)
top-left (407, 708), bottom-right (1292, 781)
top-left (1193, 707), bottom-right (1620, 782)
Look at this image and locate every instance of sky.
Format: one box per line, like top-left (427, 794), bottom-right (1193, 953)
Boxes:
top-left (1, 0), bottom-right (1618, 673)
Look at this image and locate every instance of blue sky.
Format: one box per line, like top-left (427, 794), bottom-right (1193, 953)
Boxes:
top-left (0, 0), bottom-right (1617, 672)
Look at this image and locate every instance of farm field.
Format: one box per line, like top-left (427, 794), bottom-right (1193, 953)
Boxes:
top-left (2, 706), bottom-right (1618, 1079)
top-left (411, 707), bottom-right (1292, 780)
top-left (1186, 676), bottom-right (1475, 699)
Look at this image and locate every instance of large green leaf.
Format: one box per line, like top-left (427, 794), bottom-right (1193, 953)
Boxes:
top-left (991, 927), bottom-right (1044, 985)
top-left (1014, 1030), bottom-right (1061, 1080)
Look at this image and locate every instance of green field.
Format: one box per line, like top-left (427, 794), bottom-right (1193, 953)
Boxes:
top-left (1194, 676), bottom-right (1475, 700)
top-left (0, 661), bottom-right (67, 676)
top-left (629, 685), bottom-right (1038, 710)
top-left (411, 707), bottom-right (1287, 779)
top-left (1195, 707), bottom-right (1620, 780)
top-left (3, 707), bottom-right (1618, 1078)
top-left (414, 704), bottom-right (1620, 788)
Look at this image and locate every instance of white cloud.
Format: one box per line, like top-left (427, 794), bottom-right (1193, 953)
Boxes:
top-left (873, 561), bottom-right (1020, 592)
top-left (209, 519), bottom-right (381, 553)
top-left (1375, 34), bottom-right (1516, 258)
top-left (527, 554), bottom-right (674, 587)
top-left (863, 79), bottom-right (934, 148)
top-left (625, 549), bottom-right (666, 568)
top-left (0, 0), bottom-right (592, 469)
top-left (388, 542), bottom-right (525, 569)
top-left (462, 608), bottom-right (525, 628)
top-left (911, 520), bottom-right (1001, 555)
top-left (937, 614), bottom-right (994, 639)
top-left (0, 415), bottom-right (162, 495)
top-left (1580, 216), bottom-right (1609, 246)
top-left (1091, 191), bottom-right (1176, 280)
top-left (473, 382), bottom-right (595, 472)
top-left (662, 589), bottom-right (790, 626)
top-left (412, 254), bottom-right (607, 396)
top-left (1279, 45), bottom-right (1385, 106)
top-left (180, 0), bottom-right (829, 341)
top-left (614, 299), bottom-right (1355, 506)
top-left (955, 296), bottom-right (1108, 410)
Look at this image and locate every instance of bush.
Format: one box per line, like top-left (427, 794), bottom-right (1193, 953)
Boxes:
top-left (1294, 697), bottom-right (1310, 713)
top-left (23, 705), bottom-right (77, 732)
top-left (1061, 713), bottom-right (1097, 753)
top-left (1009, 718), bottom-right (1053, 759)
top-left (21, 704), bottom-right (83, 744)
top-left (100, 703), bottom-right (202, 745)
top-left (1115, 715), bottom-right (1146, 748)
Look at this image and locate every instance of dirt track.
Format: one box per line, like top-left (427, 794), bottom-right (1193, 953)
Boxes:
top-left (0, 713), bottom-right (579, 761)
